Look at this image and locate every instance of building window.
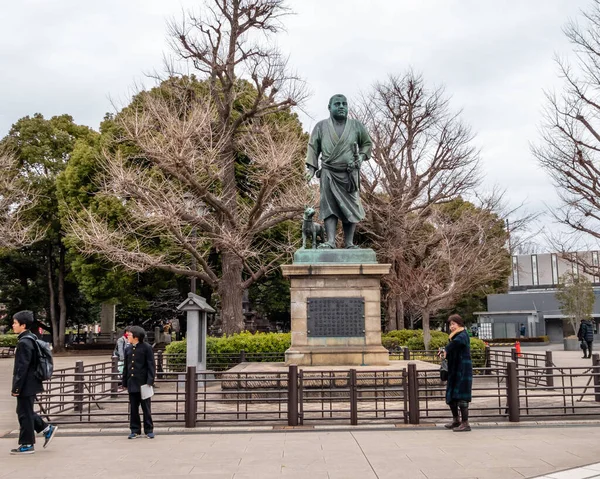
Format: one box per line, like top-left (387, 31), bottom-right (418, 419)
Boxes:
top-left (551, 253), bottom-right (559, 285)
top-left (593, 251), bottom-right (599, 283)
top-left (572, 252), bottom-right (579, 277)
top-left (512, 256), bottom-right (519, 286)
top-left (531, 255), bottom-right (539, 286)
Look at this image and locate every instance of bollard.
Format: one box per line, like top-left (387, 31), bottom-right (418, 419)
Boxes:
top-left (74, 361), bottom-right (84, 413)
top-left (287, 365), bottom-right (299, 426)
top-left (239, 349), bottom-right (247, 363)
top-left (593, 354), bottom-right (600, 403)
top-left (349, 369), bottom-right (358, 426)
top-left (407, 363), bottom-right (420, 424)
top-left (185, 366), bottom-right (197, 428)
top-left (545, 351), bottom-right (554, 389)
top-left (506, 361), bottom-right (520, 422)
top-left (403, 347), bottom-right (410, 361)
top-left (110, 356), bottom-right (119, 399)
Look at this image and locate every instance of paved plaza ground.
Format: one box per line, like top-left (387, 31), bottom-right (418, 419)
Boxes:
top-left (1, 348), bottom-right (600, 478)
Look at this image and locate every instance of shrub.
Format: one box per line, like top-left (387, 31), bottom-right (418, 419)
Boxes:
top-left (0, 334), bottom-right (18, 347)
top-left (405, 334), bottom-right (449, 351)
top-left (164, 332), bottom-right (292, 366)
top-left (381, 329), bottom-right (420, 348)
top-left (163, 339), bottom-right (186, 371)
top-left (470, 337), bottom-right (486, 367)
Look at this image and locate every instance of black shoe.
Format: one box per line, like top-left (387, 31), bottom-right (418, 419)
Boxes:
top-left (453, 422), bottom-right (472, 432)
top-left (43, 425), bottom-right (58, 448)
top-left (10, 445), bottom-right (35, 455)
top-left (444, 418), bottom-right (460, 429)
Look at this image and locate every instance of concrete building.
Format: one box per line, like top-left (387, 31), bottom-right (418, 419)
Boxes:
top-left (476, 252), bottom-right (600, 342)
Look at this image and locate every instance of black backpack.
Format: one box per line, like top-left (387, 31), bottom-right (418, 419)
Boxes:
top-left (24, 335), bottom-right (54, 381)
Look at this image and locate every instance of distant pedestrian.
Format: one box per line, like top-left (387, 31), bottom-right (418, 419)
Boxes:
top-left (122, 326), bottom-right (155, 439)
top-left (578, 319), bottom-right (595, 359)
top-left (519, 323), bottom-right (526, 338)
top-left (441, 314), bottom-right (473, 432)
top-left (10, 311), bottom-right (58, 455)
top-left (113, 328), bottom-right (131, 392)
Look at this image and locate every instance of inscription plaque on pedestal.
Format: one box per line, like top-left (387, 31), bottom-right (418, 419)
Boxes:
top-left (307, 297), bottom-right (365, 337)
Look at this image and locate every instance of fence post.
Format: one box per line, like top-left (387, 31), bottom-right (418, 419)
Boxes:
top-left (287, 365), bottom-right (299, 426)
top-left (506, 361), bottom-right (520, 422)
top-left (74, 360), bottom-right (84, 413)
top-left (185, 366), bottom-right (197, 428)
top-left (157, 350), bottom-right (164, 379)
top-left (239, 349), bottom-right (246, 363)
top-left (407, 363), bottom-right (419, 424)
top-left (593, 354), bottom-right (600, 403)
top-left (403, 347), bottom-right (410, 361)
top-left (511, 347), bottom-right (518, 365)
top-left (349, 369), bottom-right (358, 426)
top-left (545, 351), bottom-right (554, 389)
top-left (484, 346), bottom-right (491, 375)
top-left (110, 356), bottom-right (119, 399)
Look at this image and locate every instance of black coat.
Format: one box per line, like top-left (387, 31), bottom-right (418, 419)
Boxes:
top-left (12, 331), bottom-right (43, 397)
top-left (444, 329), bottom-right (473, 404)
top-left (578, 320), bottom-right (595, 343)
top-left (122, 342), bottom-right (155, 393)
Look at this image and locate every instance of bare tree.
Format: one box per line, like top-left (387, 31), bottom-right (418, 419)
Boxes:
top-left (356, 71), bottom-right (481, 331)
top-left (68, 59), bottom-right (308, 334)
top-left (397, 201), bottom-right (509, 348)
top-left (534, 1), bottom-right (600, 262)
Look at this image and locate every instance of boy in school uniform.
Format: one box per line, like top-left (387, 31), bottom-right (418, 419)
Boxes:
top-left (122, 326), bottom-right (155, 439)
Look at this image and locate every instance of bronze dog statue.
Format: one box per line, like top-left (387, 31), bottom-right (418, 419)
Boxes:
top-left (301, 207), bottom-right (326, 249)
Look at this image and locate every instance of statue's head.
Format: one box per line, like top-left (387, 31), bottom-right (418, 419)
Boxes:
top-left (328, 94), bottom-right (348, 121)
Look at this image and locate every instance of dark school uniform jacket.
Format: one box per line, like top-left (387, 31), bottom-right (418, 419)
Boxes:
top-left (122, 341), bottom-right (155, 393)
top-left (12, 331), bottom-right (43, 397)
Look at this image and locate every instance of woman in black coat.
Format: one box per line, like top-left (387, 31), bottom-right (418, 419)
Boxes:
top-left (441, 314), bottom-right (473, 432)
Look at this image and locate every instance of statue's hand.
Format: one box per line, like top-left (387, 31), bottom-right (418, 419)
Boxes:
top-left (306, 169), bottom-right (316, 182)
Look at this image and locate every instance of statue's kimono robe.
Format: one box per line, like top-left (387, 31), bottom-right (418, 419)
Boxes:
top-left (306, 118), bottom-right (372, 223)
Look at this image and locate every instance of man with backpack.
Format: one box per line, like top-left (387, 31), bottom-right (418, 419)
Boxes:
top-left (10, 310), bottom-right (57, 455)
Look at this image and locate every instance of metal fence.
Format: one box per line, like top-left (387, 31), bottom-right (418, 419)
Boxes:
top-left (35, 352), bottom-right (600, 428)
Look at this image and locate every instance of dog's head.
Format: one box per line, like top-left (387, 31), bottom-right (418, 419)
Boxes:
top-left (303, 206), bottom-right (316, 220)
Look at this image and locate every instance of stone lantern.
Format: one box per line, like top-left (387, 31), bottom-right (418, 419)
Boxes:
top-left (176, 293), bottom-right (215, 370)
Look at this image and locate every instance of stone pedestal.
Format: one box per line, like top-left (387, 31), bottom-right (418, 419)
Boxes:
top-left (282, 258), bottom-right (391, 366)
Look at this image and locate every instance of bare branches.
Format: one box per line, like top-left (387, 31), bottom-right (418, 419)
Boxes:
top-left (535, 1), bottom-right (600, 250)
top-left (0, 151), bottom-right (48, 248)
top-left (356, 71), bottom-right (489, 333)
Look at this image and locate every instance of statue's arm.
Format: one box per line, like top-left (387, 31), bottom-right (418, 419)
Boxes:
top-left (357, 121), bottom-right (373, 163)
top-left (306, 123), bottom-right (321, 181)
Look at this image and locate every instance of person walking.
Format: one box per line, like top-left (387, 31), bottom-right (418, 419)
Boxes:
top-left (578, 319), bottom-right (595, 359)
top-left (122, 326), bottom-right (155, 439)
top-left (10, 311), bottom-right (57, 455)
top-left (442, 314), bottom-right (473, 432)
top-left (520, 323), bottom-right (526, 338)
top-left (113, 328), bottom-right (130, 392)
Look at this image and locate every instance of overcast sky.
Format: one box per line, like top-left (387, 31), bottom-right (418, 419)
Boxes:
top-left (0, 0), bottom-right (592, 250)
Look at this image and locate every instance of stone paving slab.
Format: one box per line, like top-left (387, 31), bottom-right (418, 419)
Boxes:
top-left (1, 426), bottom-right (600, 478)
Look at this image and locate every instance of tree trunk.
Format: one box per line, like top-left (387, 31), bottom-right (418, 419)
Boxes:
top-left (395, 297), bottom-right (405, 330)
top-left (219, 251), bottom-right (245, 334)
top-left (56, 242), bottom-right (67, 352)
top-left (46, 245), bottom-right (58, 345)
top-left (385, 296), bottom-right (397, 332)
top-left (422, 309), bottom-right (431, 350)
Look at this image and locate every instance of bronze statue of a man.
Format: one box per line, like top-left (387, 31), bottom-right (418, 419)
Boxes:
top-left (306, 94), bottom-right (372, 249)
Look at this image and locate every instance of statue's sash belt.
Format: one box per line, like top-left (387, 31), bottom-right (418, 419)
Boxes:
top-left (320, 163), bottom-right (358, 193)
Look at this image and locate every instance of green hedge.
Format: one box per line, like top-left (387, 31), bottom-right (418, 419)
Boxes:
top-left (164, 330), bottom-right (487, 367)
top-left (382, 330), bottom-right (450, 350)
top-left (0, 334), bottom-right (18, 347)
